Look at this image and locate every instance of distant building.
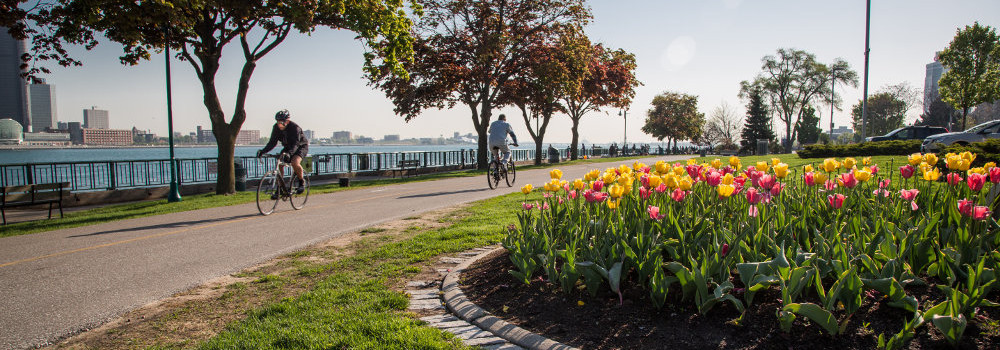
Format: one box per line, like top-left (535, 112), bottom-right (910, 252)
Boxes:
top-left (57, 121), bottom-right (68, 130)
top-left (0, 118), bottom-right (23, 144)
top-left (831, 125), bottom-right (853, 137)
top-left (924, 52), bottom-right (948, 113)
top-left (332, 131), bottom-right (352, 142)
top-left (23, 132), bottom-right (71, 146)
top-left (83, 107), bottom-right (109, 129)
top-left (236, 129), bottom-right (260, 145)
top-left (80, 128), bottom-right (131, 145)
top-left (303, 129), bottom-right (315, 141)
top-left (196, 125), bottom-right (215, 143)
top-left (357, 136), bottom-right (374, 144)
top-left (68, 122), bottom-right (82, 143)
top-left (28, 80), bottom-right (57, 131)
top-left (0, 29), bottom-right (29, 132)
top-left (383, 134), bottom-right (400, 142)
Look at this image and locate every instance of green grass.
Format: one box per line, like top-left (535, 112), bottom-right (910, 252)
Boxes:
top-left (198, 193), bottom-right (524, 350)
top-left (0, 155), bottom-right (667, 238)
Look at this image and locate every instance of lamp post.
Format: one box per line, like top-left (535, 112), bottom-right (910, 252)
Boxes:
top-left (618, 109), bottom-right (628, 147)
top-left (829, 68), bottom-right (839, 140)
top-left (861, 0), bottom-right (871, 141)
top-left (165, 38), bottom-right (181, 202)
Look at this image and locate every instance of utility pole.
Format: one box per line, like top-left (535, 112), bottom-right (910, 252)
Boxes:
top-left (861, 0), bottom-right (871, 141)
top-left (166, 34), bottom-right (182, 202)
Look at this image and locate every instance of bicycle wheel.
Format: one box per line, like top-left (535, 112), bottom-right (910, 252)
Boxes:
top-left (505, 160), bottom-right (516, 187)
top-left (290, 176), bottom-right (310, 210)
top-left (256, 171), bottom-right (281, 215)
top-left (487, 161), bottom-right (500, 189)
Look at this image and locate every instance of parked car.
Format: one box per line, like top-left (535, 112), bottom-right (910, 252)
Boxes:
top-left (920, 120), bottom-right (1000, 153)
top-left (865, 125), bottom-right (949, 142)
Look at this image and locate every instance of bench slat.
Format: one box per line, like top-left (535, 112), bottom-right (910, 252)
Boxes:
top-left (3, 185), bottom-right (33, 194)
top-left (32, 182), bottom-right (69, 191)
top-left (3, 193), bottom-right (32, 203)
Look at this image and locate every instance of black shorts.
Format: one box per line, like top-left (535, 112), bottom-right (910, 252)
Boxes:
top-left (289, 146), bottom-right (308, 160)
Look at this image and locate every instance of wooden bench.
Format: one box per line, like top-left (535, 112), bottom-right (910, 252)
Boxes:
top-left (1, 182), bottom-right (70, 225)
top-left (395, 160), bottom-right (420, 178)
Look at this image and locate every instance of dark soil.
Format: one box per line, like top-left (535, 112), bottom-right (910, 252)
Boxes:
top-left (460, 250), bottom-right (1000, 350)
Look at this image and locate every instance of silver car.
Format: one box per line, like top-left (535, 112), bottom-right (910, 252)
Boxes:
top-left (921, 120), bottom-right (1000, 153)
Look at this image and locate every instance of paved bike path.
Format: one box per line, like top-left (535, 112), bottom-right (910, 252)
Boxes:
top-left (0, 155), bottom-right (686, 349)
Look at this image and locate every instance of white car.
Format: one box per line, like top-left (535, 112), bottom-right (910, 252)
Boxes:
top-left (921, 120), bottom-right (1000, 153)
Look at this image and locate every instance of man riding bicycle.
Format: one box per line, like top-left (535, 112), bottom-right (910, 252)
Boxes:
top-left (488, 114), bottom-right (518, 167)
top-left (257, 109), bottom-right (309, 194)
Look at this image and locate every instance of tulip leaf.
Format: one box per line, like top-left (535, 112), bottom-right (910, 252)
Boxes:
top-left (783, 303), bottom-right (839, 335)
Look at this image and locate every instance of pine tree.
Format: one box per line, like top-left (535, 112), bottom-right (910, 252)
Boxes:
top-left (795, 105), bottom-right (822, 145)
top-left (741, 89), bottom-right (775, 153)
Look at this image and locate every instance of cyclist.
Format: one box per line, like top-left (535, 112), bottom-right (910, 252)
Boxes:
top-left (487, 114), bottom-right (518, 167)
top-left (257, 109), bottom-right (309, 194)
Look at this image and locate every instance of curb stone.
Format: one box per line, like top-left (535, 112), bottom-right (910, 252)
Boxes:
top-left (407, 245), bottom-right (578, 350)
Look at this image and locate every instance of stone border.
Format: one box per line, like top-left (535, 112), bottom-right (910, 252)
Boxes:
top-left (440, 247), bottom-right (578, 350)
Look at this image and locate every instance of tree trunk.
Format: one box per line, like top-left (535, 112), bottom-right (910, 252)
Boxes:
top-left (962, 107), bottom-right (969, 131)
top-left (570, 117), bottom-right (580, 160)
top-left (214, 130), bottom-right (236, 194)
top-left (474, 99), bottom-right (492, 170)
top-left (784, 122), bottom-right (793, 153)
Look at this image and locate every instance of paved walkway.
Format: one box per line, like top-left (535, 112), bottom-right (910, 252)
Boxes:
top-left (0, 155), bottom-right (685, 349)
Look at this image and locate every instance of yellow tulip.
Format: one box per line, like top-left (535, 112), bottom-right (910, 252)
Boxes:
top-left (774, 163), bottom-right (789, 179)
top-left (923, 153), bottom-right (939, 166)
top-left (521, 184), bottom-right (533, 194)
top-left (862, 157), bottom-right (872, 166)
top-left (664, 174), bottom-right (679, 189)
top-left (756, 161), bottom-right (769, 172)
top-left (960, 151), bottom-right (976, 163)
top-left (813, 172), bottom-right (828, 184)
top-left (968, 167), bottom-right (986, 175)
top-left (804, 164), bottom-right (814, 173)
top-left (729, 156), bottom-right (741, 167)
top-left (687, 158), bottom-right (697, 165)
top-left (602, 172), bottom-right (616, 185)
top-left (984, 162), bottom-right (996, 170)
top-left (946, 154), bottom-right (961, 170)
top-left (607, 199), bottom-right (620, 210)
top-left (584, 169), bottom-right (600, 181)
top-left (608, 184), bottom-right (625, 199)
top-left (618, 164), bottom-right (632, 176)
top-left (854, 167), bottom-right (872, 182)
top-left (959, 159), bottom-right (971, 171)
top-left (679, 176), bottom-right (693, 191)
top-left (673, 166), bottom-right (685, 176)
top-left (908, 153), bottom-right (923, 166)
top-left (654, 161), bottom-right (669, 174)
top-left (721, 173), bottom-right (735, 185)
top-left (711, 158), bottom-right (723, 169)
top-left (843, 157), bottom-right (857, 169)
top-left (633, 161), bottom-right (647, 171)
top-left (771, 158), bottom-right (781, 166)
top-left (549, 169), bottom-right (563, 180)
top-left (617, 175), bottom-right (632, 187)
top-left (717, 184), bottom-right (735, 198)
top-left (922, 167), bottom-right (941, 181)
top-left (648, 175), bottom-right (662, 188)
top-left (823, 158), bottom-right (840, 172)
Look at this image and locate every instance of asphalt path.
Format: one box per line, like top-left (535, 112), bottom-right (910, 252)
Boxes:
top-left (0, 155), bottom-right (686, 349)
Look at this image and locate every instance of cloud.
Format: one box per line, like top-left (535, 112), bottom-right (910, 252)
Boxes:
top-left (660, 36), bottom-right (697, 72)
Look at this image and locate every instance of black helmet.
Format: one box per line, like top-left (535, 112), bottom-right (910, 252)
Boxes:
top-left (275, 109), bottom-right (290, 121)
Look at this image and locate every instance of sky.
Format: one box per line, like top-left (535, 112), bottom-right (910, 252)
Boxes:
top-left (40, 0), bottom-right (1000, 144)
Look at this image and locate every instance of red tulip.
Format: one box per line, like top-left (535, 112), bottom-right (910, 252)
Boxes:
top-left (990, 167), bottom-right (1000, 183)
top-left (655, 183), bottom-right (668, 193)
top-left (947, 173), bottom-right (963, 186)
top-left (900, 165), bottom-right (915, 179)
top-left (721, 243), bottom-right (730, 256)
top-left (522, 202), bottom-right (533, 210)
top-left (647, 205), bottom-right (665, 220)
top-left (879, 178), bottom-right (891, 189)
top-left (973, 206), bottom-right (991, 220)
top-left (592, 180), bottom-right (604, 192)
top-left (900, 189), bottom-right (919, 202)
top-left (827, 194), bottom-right (846, 209)
top-left (838, 173), bottom-right (858, 189)
top-left (640, 174), bottom-right (651, 188)
top-left (758, 174), bottom-right (776, 191)
top-left (824, 180), bottom-right (837, 191)
top-left (870, 164), bottom-right (879, 175)
top-left (967, 173), bottom-right (986, 192)
top-left (568, 190), bottom-right (578, 200)
top-left (770, 182), bottom-right (785, 196)
top-left (745, 187), bottom-right (763, 204)
top-left (686, 164), bottom-right (703, 180)
top-left (804, 172), bottom-right (816, 186)
top-left (958, 199), bottom-right (974, 217)
top-left (671, 188), bottom-right (688, 202)
top-left (706, 170), bottom-right (722, 187)
top-left (639, 186), bottom-right (651, 199)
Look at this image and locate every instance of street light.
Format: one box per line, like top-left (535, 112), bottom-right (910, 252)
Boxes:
top-left (861, 0), bottom-right (871, 141)
top-left (165, 32), bottom-right (181, 202)
top-left (618, 109), bottom-right (628, 147)
top-left (829, 67), bottom-right (840, 140)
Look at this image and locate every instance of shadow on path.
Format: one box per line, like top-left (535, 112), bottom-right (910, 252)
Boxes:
top-left (67, 213), bottom-right (259, 238)
top-left (398, 188), bottom-right (493, 199)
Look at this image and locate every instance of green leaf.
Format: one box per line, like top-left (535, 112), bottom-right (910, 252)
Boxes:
top-left (784, 303), bottom-right (839, 335)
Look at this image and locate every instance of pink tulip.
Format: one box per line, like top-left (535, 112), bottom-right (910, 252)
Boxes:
top-left (990, 167), bottom-right (1000, 183)
top-left (804, 172), bottom-right (816, 186)
top-left (873, 189), bottom-right (890, 198)
top-left (642, 166), bottom-right (651, 174)
top-left (838, 173), bottom-right (858, 189)
top-left (900, 189), bottom-right (919, 201)
top-left (543, 193), bottom-right (552, 198)
top-left (671, 188), bottom-right (688, 202)
top-left (541, 202), bottom-right (550, 210)
top-left (734, 176), bottom-right (747, 187)
top-left (770, 182), bottom-right (785, 196)
top-left (592, 180), bottom-right (604, 192)
top-left (639, 186), bottom-right (651, 199)
top-left (745, 187), bottom-right (763, 204)
top-left (973, 206), bottom-right (992, 220)
top-left (647, 205), bottom-right (665, 220)
top-left (827, 194), bottom-right (846, 209)
top-left (655, 183), bottom-right (668, 193)
top-left (871, 164), bottom-right (879, 175)
top-left (640, 174), bottom-right (650, 188)
top-left (558, 197), bottom-right (564, 205)
top-left (748, 205), bottom-right (759, 218)
top-left (824, 180), bottom-right (837, 191)
top-left (720, 166), bottom-right (735, 175)
top-left (758, 174), bottom-right (776, 191)
top-left (522, 202), bottom-right (533, 210)
top-left (706, 170), bottom-right (722, 187)
top-left (568, 190), bottom-right (578, 200)
top-left (958, 199), bottom-right (974, 217)
top-left (686, 164), bottom-right (703, 180)
top-left (900, 165), bottom-right (915, 179)
top-left (879, 178), bottom-right (891, 189)
top-left (721, 243), bottom-right (730, 256)
top-left (947, 173), bottom-right (963, 186)
top-left (967, 173), bottom-right (986, 192)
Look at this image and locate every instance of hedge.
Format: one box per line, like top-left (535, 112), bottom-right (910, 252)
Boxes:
top-left (796, 140), bottom-right (922, 159)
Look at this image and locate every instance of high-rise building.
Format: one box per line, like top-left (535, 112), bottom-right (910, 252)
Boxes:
top-left (0, 28), bottom-right (29, 132)
top-left (28, 79), bottom-right (57, 131)
top-left (235, 129), bottom-right (260, 145)
top-left (384, 134), bottom-right (400, 142)
top-left (303, 129), bottom-right (315, 141)
top-left (196, 125), bottom-right (215, 143)
top-left (84, 107), bottom-right (109, 129)
top-left (332, 131), bottom-right (352, 142)
top-left (924, 52), bottom-right (948, 113)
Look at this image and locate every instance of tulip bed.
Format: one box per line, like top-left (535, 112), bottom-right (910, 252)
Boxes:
top-left (503, 153), bottom-right (999, 348)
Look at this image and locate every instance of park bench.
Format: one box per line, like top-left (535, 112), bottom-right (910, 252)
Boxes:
top-left (718, 150), bottom-right (738, 157)
top-left (1, 182), bottom-right (70, 225)
top-left (395, 159), bottom-right (420, 178)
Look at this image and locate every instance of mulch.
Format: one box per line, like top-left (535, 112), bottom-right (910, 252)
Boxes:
top-left (460, 250), bottom-right (1000, 350)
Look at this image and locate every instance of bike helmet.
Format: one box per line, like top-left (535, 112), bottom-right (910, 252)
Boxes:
top-left (275, 109), bottom-right (291, 121)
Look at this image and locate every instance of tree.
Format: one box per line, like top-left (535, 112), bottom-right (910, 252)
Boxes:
top-left (42, 1), bottom-right (416, 194)
top-left (917, 91), bottom-right (957, 129)
top-left (498, 27), bottom-right (588, 165)
top-left (708, 101), bottom-right (742, 148)
top-left (368, 0), bottom-right (589, 169)
top-left (795, 104), bottom-right (821, 145)
top-left (740, 88), bottom-right (774, 153)
top-left (938, 22), bottom-right (1000, 130)
top-left (562, 43), bottom-right (640, 160)
top-left (851, 92), bottom-right (907, 137)
top-left (641, 91), bottom-right (704, 148)
top-left (740, 48), bottom-right (858, 152)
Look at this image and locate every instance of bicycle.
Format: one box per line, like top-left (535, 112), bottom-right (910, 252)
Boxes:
top-left (487, 144), bottom-right (516, 189)
top-left (256, 153), bottom-right (310, 215)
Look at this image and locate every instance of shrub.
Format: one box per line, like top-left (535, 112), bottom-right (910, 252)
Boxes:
top-left (797, 140), bottom-right (922, 158)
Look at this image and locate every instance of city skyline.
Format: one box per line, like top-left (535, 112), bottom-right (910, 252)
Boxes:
top-left (27, 1), bottom-right (1000, 144)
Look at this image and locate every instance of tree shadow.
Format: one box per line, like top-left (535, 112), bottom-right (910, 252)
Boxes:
top-left (67, 213), bottom-right (260, 238)
top-left (397, 188), bottom-right (494, 198)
